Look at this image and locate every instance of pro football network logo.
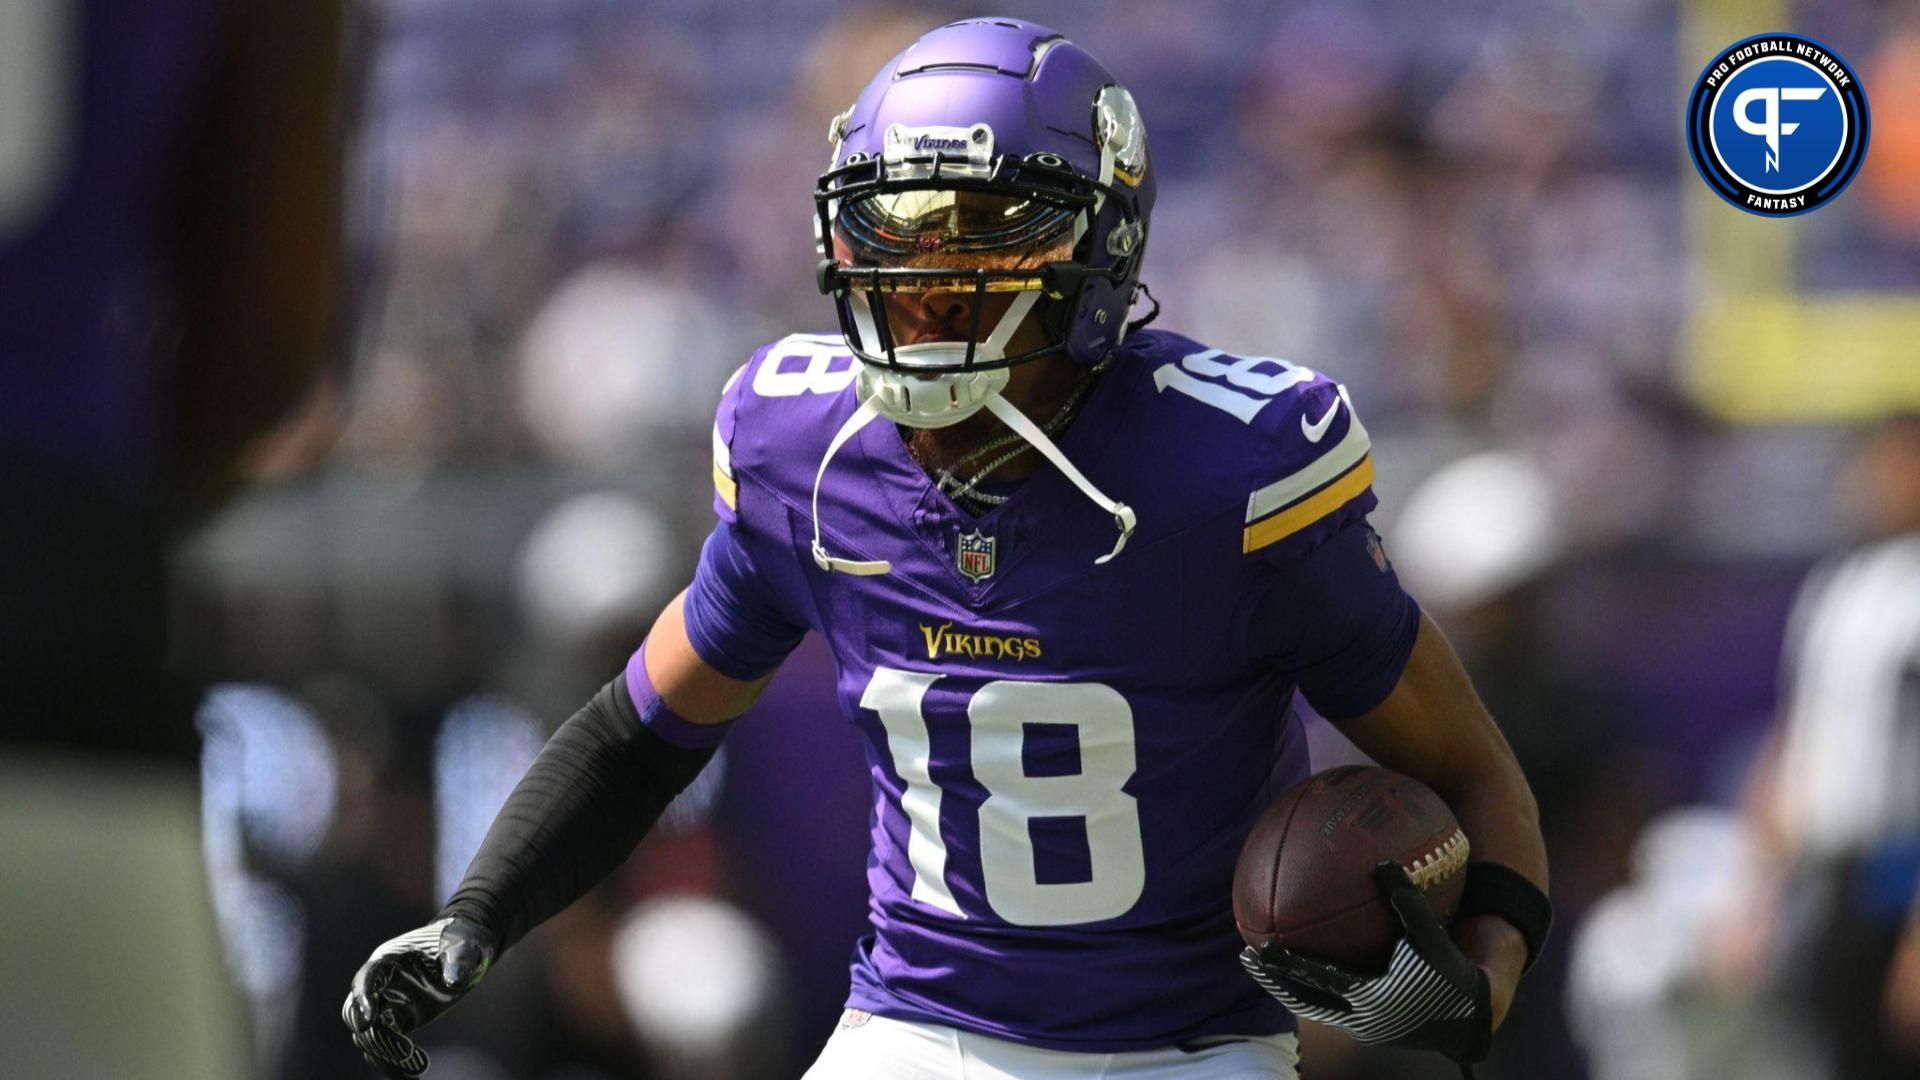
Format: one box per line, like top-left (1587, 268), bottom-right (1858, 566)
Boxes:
top-left (1686, 33), bottom-right (1869, 217)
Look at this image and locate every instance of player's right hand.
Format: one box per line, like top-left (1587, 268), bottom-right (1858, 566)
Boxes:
top-left (1240, 862), bottom-right (1491, 1065)
top-left (342, 917), bottom-right (496, 1078)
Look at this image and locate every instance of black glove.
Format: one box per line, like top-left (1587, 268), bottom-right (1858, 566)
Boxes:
top-left (341, 917), bottom-right (496, 1078)
top-left (1241, 861), bottom-right (1492, 1064)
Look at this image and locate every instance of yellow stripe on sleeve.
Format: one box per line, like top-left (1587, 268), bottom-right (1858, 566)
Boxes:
top-left (711, 422), bottom-right (737, 511)
top-left (713, 460), bottom-right (738, 511)
top-left (1241, 455), bottom-right (1374, 554)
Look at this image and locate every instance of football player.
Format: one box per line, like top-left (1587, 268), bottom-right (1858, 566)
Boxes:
top-left (345, 19), bottom-right (1550, 1079)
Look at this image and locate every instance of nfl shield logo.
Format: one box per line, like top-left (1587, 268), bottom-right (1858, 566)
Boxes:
top-left (956, 529), bottom-right (997, 582)
top-left (1366, 530), bottom-right (1390, 573)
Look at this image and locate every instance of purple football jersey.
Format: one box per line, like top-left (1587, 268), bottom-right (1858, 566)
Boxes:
top-left (704, 328), bottom-right (1391, 1051)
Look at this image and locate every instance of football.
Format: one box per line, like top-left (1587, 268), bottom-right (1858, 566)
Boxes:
top-left (1232, 765), bottom-right (1469, 974)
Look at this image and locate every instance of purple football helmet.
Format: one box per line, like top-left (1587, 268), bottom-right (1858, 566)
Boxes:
top-left (815, 18), bottom-right (1155, 379)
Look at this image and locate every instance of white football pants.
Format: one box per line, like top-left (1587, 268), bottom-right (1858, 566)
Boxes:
top-left (803, 1010), bottom-right (1301, 1079)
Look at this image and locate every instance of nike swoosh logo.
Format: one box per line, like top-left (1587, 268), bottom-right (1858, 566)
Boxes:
top-left (1301, 397), bottom-right (1341, 443)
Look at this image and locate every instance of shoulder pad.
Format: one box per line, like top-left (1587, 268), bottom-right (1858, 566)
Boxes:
top-left (1128, 332), bottom-right (1375, 558)
top-left (1235, 373), bottom-right (1373, 556)
top-left (711, 333), bottom-right (859, 520)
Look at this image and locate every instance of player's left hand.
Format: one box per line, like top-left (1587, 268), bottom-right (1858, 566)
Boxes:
top-left (341, 917), bottom-right (496, 1077)
top-left (1240, 861), bottom-right (1491, 1065)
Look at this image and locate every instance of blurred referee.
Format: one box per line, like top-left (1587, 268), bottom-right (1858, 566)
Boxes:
top-left (0, 2), bottom-right (348, 1077)
top-left (1720, 416), bottom-right (1920, 1080)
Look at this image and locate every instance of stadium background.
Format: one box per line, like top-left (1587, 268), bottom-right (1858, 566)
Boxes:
top-left (114, 0), bottom-right (1920, 1077)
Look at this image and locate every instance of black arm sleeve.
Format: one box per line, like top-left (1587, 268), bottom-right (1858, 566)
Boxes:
top-left (439, 675), bottom-right (717, 951)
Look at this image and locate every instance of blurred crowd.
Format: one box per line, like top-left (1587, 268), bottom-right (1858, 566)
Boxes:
top-left (68, 0), bottom-right (1920, 1077)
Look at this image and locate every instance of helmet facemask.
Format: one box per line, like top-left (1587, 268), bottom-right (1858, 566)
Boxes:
top-left (832, 186), bottom-right (1078, 429)
top-left (815, 120), bottom-right (1143, 429)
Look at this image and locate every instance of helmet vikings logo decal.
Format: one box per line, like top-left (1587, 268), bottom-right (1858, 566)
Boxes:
top-left (911, 134), bottom-right (971, 153)
top-left (957, 529), bottom-right (997, 582)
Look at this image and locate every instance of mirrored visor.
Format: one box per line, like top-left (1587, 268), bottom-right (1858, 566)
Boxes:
top-left (833, 189), bottom-right (1077, 272)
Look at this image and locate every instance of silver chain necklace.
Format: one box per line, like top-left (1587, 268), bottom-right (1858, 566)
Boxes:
top-left (934, 364), bottom-right (1102, 512)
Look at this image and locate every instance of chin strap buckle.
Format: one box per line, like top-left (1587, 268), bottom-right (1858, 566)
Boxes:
top-left (1096, 503), bottom-right (1137, 565)
top-left (812, 540), bottom-right (890, 576)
